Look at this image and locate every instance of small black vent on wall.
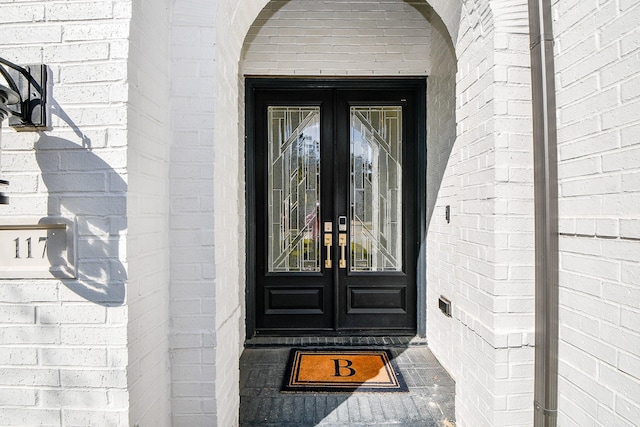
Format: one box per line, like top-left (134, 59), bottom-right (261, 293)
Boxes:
top-left (439, 296), bottom-right (451, 317)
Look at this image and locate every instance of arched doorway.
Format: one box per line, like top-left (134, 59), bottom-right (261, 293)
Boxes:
top-left (240, 0), bottom-right (443, 338)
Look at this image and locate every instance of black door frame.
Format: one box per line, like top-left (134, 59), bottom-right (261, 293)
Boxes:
top-left (245, 77), bottom-right (427, 338)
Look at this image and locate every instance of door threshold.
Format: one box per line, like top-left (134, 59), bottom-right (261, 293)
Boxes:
top-left (244, 335), bottom-right (427, 348)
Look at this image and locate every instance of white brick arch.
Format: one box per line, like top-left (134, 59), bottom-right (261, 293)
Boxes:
top-left (220, 0), bottom-right (499, 63)
top-left (242, 0), bottom-right (435, 76)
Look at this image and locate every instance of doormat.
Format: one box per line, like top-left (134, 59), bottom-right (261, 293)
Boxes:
top-left (282, 348), bottom-right (408, 393)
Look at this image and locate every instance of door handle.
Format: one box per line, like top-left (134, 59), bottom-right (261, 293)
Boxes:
top-left (324, 233), bottom-right (333, 268)
top-left (338, 233), bottom-right (347, 269)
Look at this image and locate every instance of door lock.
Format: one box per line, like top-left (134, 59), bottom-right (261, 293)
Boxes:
top-left (338, 216), bottom-right (347, 232)
top-left (337, 217), bottom-right (348, 268)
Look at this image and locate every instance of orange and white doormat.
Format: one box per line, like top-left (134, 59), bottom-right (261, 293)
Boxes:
top-left (281, 349), bottom-right (408, 393)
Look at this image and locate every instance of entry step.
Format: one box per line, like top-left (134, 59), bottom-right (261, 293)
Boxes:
top-left (244, 335), bottom-right (427, 348)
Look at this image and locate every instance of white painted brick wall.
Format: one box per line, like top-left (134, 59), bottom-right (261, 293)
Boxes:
top-left (170, 0), bottom-right (221, 425)
top-left (554, 1), bottom-right (640, 423)
top-left (426, 2), bottom-right (459, 383)
top-left (210, 1), bottom-right (268, 425)
top-left (0, 0), bottom-right (131, 425)
top-left (427, 1), bottom-right (535, 426)
top-left (243, 0), bottom-right (432, 76)
top-left (127, 0), bottom-right (172, 425)
top-left (3, 1), bottom-right (635, 426)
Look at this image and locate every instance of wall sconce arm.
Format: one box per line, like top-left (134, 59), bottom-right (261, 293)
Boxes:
top-left (0, 57), bottom-right (48, 129)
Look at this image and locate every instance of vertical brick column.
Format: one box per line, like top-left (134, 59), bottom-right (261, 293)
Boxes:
top-left (427, 1), bottom-right (536, 425)
top-left (127, 0), bottom-right (172, 425)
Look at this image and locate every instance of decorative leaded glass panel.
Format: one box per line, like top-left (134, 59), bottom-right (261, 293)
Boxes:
top-left (268, 107), bottom-right (321, 272)
top-left (350, 106), bottom-right (402, 272)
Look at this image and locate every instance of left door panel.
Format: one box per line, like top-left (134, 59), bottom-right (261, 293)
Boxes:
top-left (254, 89), bottom-right (335, 332)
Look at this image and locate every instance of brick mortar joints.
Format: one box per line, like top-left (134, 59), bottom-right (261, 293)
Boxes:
top-left (560, 232), bottom-right (640, 242)
top-left (456, 313), bottom-right (535, 350)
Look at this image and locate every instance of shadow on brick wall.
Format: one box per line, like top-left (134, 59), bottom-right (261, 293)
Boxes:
top-left (35, 130), bottom-right (126, 306)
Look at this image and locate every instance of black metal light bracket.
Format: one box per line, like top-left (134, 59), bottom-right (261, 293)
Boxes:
top-left (0, 179), bottom-right (8, 204)
top-left (0, 57), bottom-right (48, 130)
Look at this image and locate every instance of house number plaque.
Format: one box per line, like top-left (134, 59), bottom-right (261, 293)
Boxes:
top-left (0, 219), bottom-right (76, 279)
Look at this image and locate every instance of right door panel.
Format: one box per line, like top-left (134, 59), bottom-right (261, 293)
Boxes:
top-left (335, 89), bottom-right (418, 332)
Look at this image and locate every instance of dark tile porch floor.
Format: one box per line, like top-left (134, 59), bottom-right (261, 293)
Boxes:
top-left (240, 337), bottom-right (456, 426)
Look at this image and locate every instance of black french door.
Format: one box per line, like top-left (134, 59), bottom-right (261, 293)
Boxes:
top-left (247, 79), bottom-right (425, 335)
